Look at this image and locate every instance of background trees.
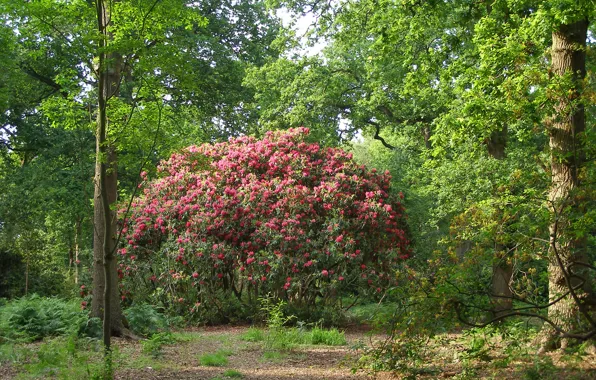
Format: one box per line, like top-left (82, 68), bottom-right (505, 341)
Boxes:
top-left (0, 0), bottom-right (594, 357)
top-left (0, 0), bottom-right (280, 338)
top-left (249, 0), bottom-right (596, 347)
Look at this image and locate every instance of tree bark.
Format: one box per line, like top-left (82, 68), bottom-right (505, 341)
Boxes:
top-left (91, 0), bottom-right (124, 346)
top-left (541, 18), bottom-right (589, 350)
top-left (487, 125), bottom-right (513, 315)
top-left (75, 217), bottom-right (81, 285)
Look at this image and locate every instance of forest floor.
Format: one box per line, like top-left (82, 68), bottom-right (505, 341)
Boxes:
top-left (1, 324), bottom-right (596, 379)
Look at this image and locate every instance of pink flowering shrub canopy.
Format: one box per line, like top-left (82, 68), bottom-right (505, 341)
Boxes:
top-left (119, 128), bottom-right (409, 314)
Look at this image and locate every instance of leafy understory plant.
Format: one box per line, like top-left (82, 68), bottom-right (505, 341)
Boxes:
top-left (142, 332), bottom-right (177, 358)
top-left (0, 295), bottom-right (91, 342)
top-left (124, 303), bottom-right (168, 337)
top-left (247, 297), bottom-right (347, 351)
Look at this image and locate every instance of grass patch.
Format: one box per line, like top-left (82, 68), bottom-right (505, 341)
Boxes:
top-left (308, 326), bottom-right (347, 345)
top-left (0, 343), bottom-right (31, 365)
top-left (262, 326), bottom-right (347, 351)
top-left (222, 369), bottom-right (243, 378)
top-left (13, 335), bottom-right (112, 379)
top-left (240, 327), bottom-right (265, 342)
top-left (121, 354), bottom-right (168, 370)
top-left (261, 350), bottom-right (287, 362)
top-left (345, 300), bottom-right (398, 325)
top-left (141, 332), bottom-right (177, 357)
top-left (199, 349), bottom-right (233, 367)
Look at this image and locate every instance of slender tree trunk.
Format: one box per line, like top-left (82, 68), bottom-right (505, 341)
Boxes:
top-left (24, 256), bottom-right (29, 296)
top-left (487, 125), bottom-right (513, 315)
top-left (75, 217), bottom-right (81, 285)
top-left (91, 0), bottom-right (123, 347)
top-left (422, 126), bottom-right (432, 150)
top-left (541, 18), bottom-right (589, 350)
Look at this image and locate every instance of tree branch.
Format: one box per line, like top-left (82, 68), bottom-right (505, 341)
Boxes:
top-left (365, 119), bottom-right (395, 150)
top-left (19, 64), bottom-right (68, 98)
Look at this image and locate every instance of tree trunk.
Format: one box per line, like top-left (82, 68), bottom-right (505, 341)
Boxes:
top-left (24, 256), bottom-right (29, 296)
top-left (75, 217), bottom-right (81, 285)
top-left (541, 18), bottom-right (589, 350)
top-left (491, 253), bottom-right (513, 315)
top-left (91, 0), bottom-right (123, 346)
top-left (422, 126), bottom-right (432, 150)
top-left (487, 125), bottom-right (513, 315)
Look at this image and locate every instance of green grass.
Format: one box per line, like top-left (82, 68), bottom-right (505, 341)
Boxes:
top-left (240, 327), bottom-right (265, 342)
top-left (0, 343), bottom-right (31, 365)
top-left (199, 349), bottom-right (233, 367)
top-left (141, 332), bottom-right (177, 357)
top-left (122, 354), bottom-right (168, 370)
top-left (261, 350), bottom-right (287, 362)
top-left (345, 300), bottom-right (398, 324)
top-left (222, 369), bottom-right (243, 378)
top-left (261, 326), bottom-right (347, 351)
top-left (308, 326), bottom-right (347, 345)
top-left (11, 336), bottom-right (111, 380)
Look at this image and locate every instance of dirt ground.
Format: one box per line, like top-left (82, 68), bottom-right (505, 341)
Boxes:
top-left (112, 326), bottom-right (596, 380)
top-left (2, 325), bottom-right (595, 379)
top-left (114, 326), bottom-right (384, 380)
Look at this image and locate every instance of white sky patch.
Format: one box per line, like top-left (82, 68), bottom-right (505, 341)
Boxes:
top-left (276, 8), bottom-right (326, 57)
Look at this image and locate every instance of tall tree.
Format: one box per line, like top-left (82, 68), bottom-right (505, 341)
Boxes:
top-left (259, 0), bottom-right (595, 346)
top-left (1, 0), bottom-right (281, 340)
top-left (541, 11), bottom-right (593, 349)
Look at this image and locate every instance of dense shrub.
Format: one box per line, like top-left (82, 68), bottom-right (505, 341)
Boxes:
top-left (119, 128), bottom-right (410, 314)
top-left (0, 295), bottom-right (93, 341)
top-left (123, 303), bottom-right (168, 337)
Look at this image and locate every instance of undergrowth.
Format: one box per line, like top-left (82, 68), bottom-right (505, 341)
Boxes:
top-left (199, 349), bottom-right (233, 366)
top-left (0, 294), bottom-right (99, 342)
top-left (240, 297), bottom-right (347, 351)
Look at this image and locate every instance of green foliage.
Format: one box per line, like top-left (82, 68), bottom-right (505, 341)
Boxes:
top-left (0, 343), bottom-right (31, 365)
top-left (261, 350), bottom-right (286, 362)
top-left (259, 297), bottom-right (295, 329)
top-left (522, 356), bottom-right (557, 380)
top-left (222, 369), bottom-right (243, 378)
top-left (240, 327), bottom-right (265, 342)
top-left (0, 295), bottom-right (91, 342)
top-left (141, 332), bottom-right (177, 358)
top-left (308, 326), bottom-right (346, 346)
top-left (198, 350), bottom-right (233, 366)
top-left (124, 303), bottom-right (168, 337)
top-left (14, 335), bottom-right (113, 380)
top-left (345, 300), bottom-right (399, 326)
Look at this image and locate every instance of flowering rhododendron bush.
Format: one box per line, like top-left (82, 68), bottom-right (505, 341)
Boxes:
top-left (119, 128), bottom-right (409, 317)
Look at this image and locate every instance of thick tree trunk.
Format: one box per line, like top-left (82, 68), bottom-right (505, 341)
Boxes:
top-left (91, 0), bottom-right (123, 345)
top-left (541, 19), bottom-right (589, 350)
top-left (491, 253), bottom-right (513, 315)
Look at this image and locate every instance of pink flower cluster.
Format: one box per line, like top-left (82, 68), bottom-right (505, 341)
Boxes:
top-left (119, 128), bottom-right (410, 307)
